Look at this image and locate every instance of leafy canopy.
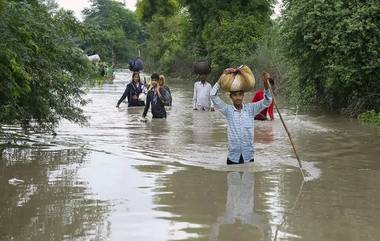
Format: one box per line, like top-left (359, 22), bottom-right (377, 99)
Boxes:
top-left (281, 0), bottom-right (380, 116)
top-left (0, 1), bottom-right (95, 130)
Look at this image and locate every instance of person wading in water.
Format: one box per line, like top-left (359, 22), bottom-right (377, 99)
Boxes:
top-left (211, 68), bottom-right (272, 165)
top-left (142, 73), bottom-right (171, 119)
top-left (116, 72), bottom-right (146, 108)
top-left (193, 73), bottom-right (215, 111)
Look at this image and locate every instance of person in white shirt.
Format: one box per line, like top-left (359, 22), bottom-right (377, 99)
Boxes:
top-left (192, 74), bottom-right (215, 111)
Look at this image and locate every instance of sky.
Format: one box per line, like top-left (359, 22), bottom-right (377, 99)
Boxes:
top-left (55, 0), bottom-right (137, 20)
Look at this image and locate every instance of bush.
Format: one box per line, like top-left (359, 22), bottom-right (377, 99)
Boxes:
top-left (281, 0), bottom-right (380, 116)
top-left (358, 110), bottom-right (380, 125)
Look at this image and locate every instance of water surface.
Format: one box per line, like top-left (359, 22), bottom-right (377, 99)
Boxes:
top-left (1, 70), bottom-right (379, 241)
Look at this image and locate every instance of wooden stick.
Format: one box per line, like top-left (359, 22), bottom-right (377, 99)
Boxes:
top-left (267, 84), bottom-right (305, 179)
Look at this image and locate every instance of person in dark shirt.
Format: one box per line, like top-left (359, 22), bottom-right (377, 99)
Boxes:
top-left (159, 75), bottom-right (172, 106)
top-left (116, 72), bottom-right (146, 108)
top-left (142, 73), bottom-right (171, 119)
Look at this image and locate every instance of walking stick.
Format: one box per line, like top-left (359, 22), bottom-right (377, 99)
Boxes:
top-left (267, 83), bottom-right (305, 179)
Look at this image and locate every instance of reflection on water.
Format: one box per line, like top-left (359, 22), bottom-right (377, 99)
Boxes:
top-left (0, 148), bottom-right (109, 241)
top-left (1, 70), bottom-right (380, 241)
top-left (209, 172), bottom-right (267, 241)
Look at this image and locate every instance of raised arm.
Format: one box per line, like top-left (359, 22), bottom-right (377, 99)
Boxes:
top-left (251, 73), bottom-right (273, 116)
top-left (252, 89), bottom-right (272, 116)
top-left (210, 82), bottom-right (228, 116)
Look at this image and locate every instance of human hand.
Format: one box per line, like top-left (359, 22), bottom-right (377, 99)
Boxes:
top-left (132, 95), bottom-right (138, 100)
top-left (223, 68), bottom-right (236, 74)
top-left (262, 73), bottom-right (271, 90)
top-left (263, 79), bottom-right (270, 90)
top-left (236, 65), bottom-right (244, 74)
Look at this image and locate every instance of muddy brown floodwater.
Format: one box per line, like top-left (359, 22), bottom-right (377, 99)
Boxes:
top-left (1, 70), bottom-right (379, 241)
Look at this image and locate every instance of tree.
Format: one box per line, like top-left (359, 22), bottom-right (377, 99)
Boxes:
top-left (281, 0), bottom-right (380, 116)
top-left (138, 0), bottom-right (273, 77)
top-left (0, 1), bottom-right (95, 130)
top-left (136, 0), bottom-right (179, 23)
top-left (181, 0), bottom-right (273, 71)
top-left (82, 0), bottom-right (144, 65)
top-left (142, 14), bottom-right (190, 74)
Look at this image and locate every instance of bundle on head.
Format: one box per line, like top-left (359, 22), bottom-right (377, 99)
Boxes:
top-left (219, 65), bottom-right (255, 92)
top-left (129, 58), bottom-right (144, 72)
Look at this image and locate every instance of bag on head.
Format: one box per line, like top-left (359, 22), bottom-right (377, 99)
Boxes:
top-left (219, 65), bottom-right (255, 92)
top-left (129, 58), bottom-right (144, 72)
top-left (193, 61), bottom-right (211, 75)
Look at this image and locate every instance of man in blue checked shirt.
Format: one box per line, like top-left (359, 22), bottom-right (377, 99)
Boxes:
top-left (211, 69), bottom-right (272, 165)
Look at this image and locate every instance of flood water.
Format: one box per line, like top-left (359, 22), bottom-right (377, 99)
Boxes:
top-left (1, 70), bottom-right (380, 241)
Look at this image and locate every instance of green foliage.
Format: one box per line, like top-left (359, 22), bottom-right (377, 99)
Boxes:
top-left (182, 0), bottom-right (272, 34)
top-left (136, 0), bottom-right (179, 22)
top-left (179, 0), bottom-right (273, 75)
top-left (142, 14), bottom-right (191, 75)
top-left (183, 1), bottom-right (272, 47)
top-left (358, 110), bottom-right (380, 125)
top-left (245, 21), bottom-right (288, 92)
top-left (135, 0), bottom-right (193, 76)
top-left (281, 0), bottom-right (380, 116)
top-left (202, 14), bottom-right (264, 68)
top-left (0, 1), bottom-right (95, 130)
top-left (139, 0), bottom-right (273, 78)
top-left (0, 0), bottom-right (4, 11)
top-left (82, 0), bottom-right (144, 66)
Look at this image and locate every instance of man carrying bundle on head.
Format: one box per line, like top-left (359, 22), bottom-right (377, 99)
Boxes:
top-left (210, 66), bottom-right (272, 165)
top-left (192, 61), bottom-right (215, 111)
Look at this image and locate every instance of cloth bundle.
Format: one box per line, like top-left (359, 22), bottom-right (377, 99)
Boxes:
top-left (219, 65), bottom-right (256, 92)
